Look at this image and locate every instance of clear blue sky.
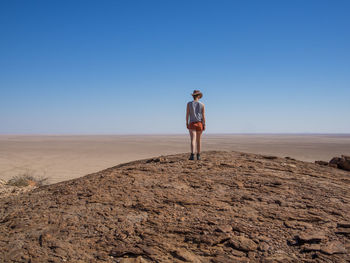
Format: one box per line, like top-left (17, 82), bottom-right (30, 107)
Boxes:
top-left (1, 0), bottom-right (349, 134)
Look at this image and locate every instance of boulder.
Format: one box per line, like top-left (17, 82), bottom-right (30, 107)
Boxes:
top-left (329, 156), bottom-right (350, 171)
top-left (339, 155), bottom-right (350, 171)
top-left (329, 157), bottom-right (341, 165)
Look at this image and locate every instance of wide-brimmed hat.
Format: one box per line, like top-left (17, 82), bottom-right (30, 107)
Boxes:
top-left (191, 90), bottom-right (203, 98)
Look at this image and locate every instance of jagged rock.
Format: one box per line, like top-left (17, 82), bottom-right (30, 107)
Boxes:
top-left (215, 225), bottom-right (232, 233)
top-left (339, 155), bottom-right (350, 171)
top-left (301, 243), bottom-right (321, 252)
top-left (226, 236), bottom-right (258, 252)
top-left (284, 220), bottom-right (313, 230)
top-left (320, 241), bottom-right (347, 255)
top-left (230, 249), bottom-right (246, 257)
top-left (296, 231), bottom-right (327, 244)
top-left (330, 157), bottom-right (342, 165)
top-left (0, 151), bottom-right (349, 262)
top-left (329, 155), bottom-right (350, 171)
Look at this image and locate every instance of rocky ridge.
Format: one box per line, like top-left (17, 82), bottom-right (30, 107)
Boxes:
top-left (0, 151), bottom-right (350, 262)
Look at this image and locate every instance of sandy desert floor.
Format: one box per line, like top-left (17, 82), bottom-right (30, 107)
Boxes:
top-left (0, 134), bottom-right (349, 184)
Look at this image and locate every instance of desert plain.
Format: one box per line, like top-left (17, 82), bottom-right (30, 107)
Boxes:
top-left (0, 134), bottom-right (350, 184)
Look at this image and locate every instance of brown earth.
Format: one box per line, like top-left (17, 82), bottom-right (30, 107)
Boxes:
top-left (1, 151), bottom-right (350, 263)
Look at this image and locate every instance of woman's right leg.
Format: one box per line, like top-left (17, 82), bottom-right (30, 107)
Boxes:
top-left (189, 129), bottom-right (196, 153)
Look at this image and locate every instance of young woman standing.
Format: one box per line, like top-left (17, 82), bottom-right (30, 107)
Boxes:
top-left (186, 90), bottom-right (206, 160)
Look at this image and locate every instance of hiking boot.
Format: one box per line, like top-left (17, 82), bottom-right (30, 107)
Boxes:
top-left (197, 153), bottom-right (201, 160)
top-left (189, 153), bottom-right (195, 160)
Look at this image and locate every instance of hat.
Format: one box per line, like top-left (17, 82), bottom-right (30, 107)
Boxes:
top-left (191, 90), bottom-right (203, 98)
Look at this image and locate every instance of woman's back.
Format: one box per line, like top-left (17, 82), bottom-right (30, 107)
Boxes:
top-left (188, 100), bottom-right (204, 123)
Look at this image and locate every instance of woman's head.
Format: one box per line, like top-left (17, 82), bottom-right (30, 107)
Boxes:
top-left (191, 90), bottom-right (203, 100)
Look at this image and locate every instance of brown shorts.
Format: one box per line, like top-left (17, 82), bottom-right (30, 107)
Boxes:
top-left (188, 122), bottom-right (204, 131)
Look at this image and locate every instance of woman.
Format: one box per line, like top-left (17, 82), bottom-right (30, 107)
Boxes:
top-left (186, 90), bottom-right (206, 160)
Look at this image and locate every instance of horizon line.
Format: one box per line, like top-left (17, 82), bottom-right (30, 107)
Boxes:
top-left (1, 132), bottom-right (350, 136)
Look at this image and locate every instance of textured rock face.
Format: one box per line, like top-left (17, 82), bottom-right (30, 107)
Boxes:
top-left (0, 151), bottom-right (350, 262)
top-left (327, 155), bottom-right (350, 171)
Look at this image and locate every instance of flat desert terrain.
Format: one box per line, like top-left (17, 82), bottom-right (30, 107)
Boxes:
top-left (0, 134), bottom-right (349, 184)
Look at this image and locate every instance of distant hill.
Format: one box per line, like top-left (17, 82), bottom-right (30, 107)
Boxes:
top-left (1, 151), bottom-right (349, 262)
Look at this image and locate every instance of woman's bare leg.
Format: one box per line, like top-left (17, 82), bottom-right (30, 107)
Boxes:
top-left (189, 129), bottom-right (196, 153)
top-left (196, 130), bottom-right (202, 153)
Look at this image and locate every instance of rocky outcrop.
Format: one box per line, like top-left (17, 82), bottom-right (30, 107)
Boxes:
top-left (0, 151), bottom-right (349, 262)
top-left (315, 155), bottom-right (350, 172)
top-left (330, 155), bottom-right (350, 171)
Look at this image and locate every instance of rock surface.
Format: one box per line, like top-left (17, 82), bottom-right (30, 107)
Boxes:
top-left (1, 151), bottom-right (350, 262)
top-left (317, 155), bottom-right (350, 171)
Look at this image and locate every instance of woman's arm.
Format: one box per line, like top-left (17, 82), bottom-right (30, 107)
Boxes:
top-left (186, 103), bottom-right (189, 128)
top-left (202, 104), bottom-right (206, 130)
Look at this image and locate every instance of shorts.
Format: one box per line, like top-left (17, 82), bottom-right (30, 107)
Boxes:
top-left (188, 122), bottom-right (204, 131)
